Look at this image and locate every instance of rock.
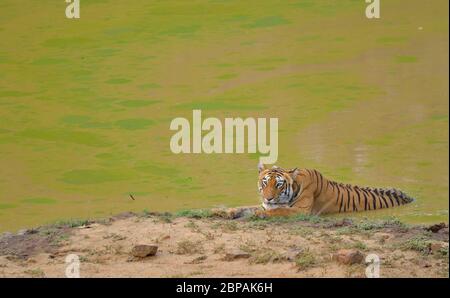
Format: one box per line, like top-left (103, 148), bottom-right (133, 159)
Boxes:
top-left (329, 218), bottom-right (353, 228)
top-left (130, 244), bottom-right (158, 258)
top-left (332, 249), bottom-right (364, 265)
top-left (430, 243), bottom-right (444, 254)
top-left (222, 250), bottom-right (251, 261)
top-left (425, 223), bottom-right (447, 233)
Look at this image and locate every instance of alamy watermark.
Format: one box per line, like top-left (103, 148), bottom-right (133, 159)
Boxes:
top-left (65, 0), bottom-right (80, 19)
top-left (65, 254), bottom-right (80, 278)
top-left (365, 0), bottom-right (380, 19)
top-left (365, 254), bottom-right (381, 278)
top-left (170, 110), bottom-right (278, 164)
top-left (64, 1), bottom-right (380, 20)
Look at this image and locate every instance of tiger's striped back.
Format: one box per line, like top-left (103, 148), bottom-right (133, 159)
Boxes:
top-left (298, 169), bottom-right (414, 214)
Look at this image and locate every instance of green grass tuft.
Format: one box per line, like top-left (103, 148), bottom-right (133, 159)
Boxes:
top-left (401, 235), bottom-right (432, 254)
top-left (248, 213), bottom-right (325, 224)
top-left (174, 209), bottom-right (214, 219)
top-left (354, 217), bottom-right (407, 231)
top-left (295, 251), bottom-right (317, 270)
top-left (50, 219), bottom-right (91, 228)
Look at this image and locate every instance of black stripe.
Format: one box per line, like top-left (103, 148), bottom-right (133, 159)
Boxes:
top-left (366, 189), bottom-right (377, 210)
top-left (377, 189), bottom-right (385, 207)
top-left (352, 190), bottom-right (357, 211)
top-left (336, 186), bottom-right (341, 212)
top-left (389, 191), bottom-right (400, 206)
top-left (335, 184), bottom-right (341, 205)
top-left (339, 192), bottom-right (344, 213)
top-left (392, 191), bottom-right (400, 204)
top-left (372, 189), bottom-right (380, 206)
top-left (380, 195), bottom-right (388, 209)
top-left (317, 172), bottom-right (324, 194)
top-left (398, 192), bottom-right (407, 204)
top-left (289, 182), bottom-right (301, 206)
top-left (374, 191), bottom-right (382, 209)
top-left (384, 190), bottom-right (394, 207)
top-left (373, 188), bottom-right (385, 209)
top-left (345, 187), bottom-right (351, 211)
top-left (380, 189), bottom-right (394, 208)
top-left (362, 190), bottom-right (369, 211)
top-left (355, 187), bottom-right (362, 207)
top-left (313, 171), bottom-right (320, 194)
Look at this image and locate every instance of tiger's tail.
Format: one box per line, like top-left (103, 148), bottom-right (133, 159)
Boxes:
top-left (334, 184), bottom-right (415, 213)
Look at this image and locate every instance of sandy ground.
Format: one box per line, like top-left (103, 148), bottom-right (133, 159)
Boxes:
top-left (0, 211), bottom-right (448, 278)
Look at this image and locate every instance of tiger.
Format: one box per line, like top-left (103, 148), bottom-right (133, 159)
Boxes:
top-left (255, 162), bottom-right (415, 217)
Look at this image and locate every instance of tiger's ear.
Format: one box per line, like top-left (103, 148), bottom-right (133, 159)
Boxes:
top-left (258, 162), bottom-right (266, 173)
top-left (289, 168), bottom-right (300, 179)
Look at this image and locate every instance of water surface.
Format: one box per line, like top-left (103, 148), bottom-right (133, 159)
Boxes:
top-left (0, 0), bottom-right (448, 231)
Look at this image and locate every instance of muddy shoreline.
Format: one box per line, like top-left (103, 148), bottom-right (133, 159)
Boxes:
top-left (0, 210), bottom-right (448, 277)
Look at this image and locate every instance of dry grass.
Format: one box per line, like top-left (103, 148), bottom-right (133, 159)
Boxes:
top-left (175, 240), bottom-right (204, 255)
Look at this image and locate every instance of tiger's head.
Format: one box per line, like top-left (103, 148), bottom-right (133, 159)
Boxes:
top-left (257, 162), bottom-right (300, 210)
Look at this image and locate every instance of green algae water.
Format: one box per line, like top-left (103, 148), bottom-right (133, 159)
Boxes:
top-left (0, 0), bottom-right (448, 232)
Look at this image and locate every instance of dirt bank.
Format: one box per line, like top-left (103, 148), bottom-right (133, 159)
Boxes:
top-left (0, 210), bottom-right (448, 277)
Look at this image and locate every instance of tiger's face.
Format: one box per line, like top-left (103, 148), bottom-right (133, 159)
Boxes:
top-left (257, 163), bottom-right (298, 210)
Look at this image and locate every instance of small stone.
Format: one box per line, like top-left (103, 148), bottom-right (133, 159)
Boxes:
top-left (332, 249), bottom-right (364, 265)
top-left (17, 229), bottom-right (28, 236)
top-left (222, 250), bottom-right (251, 261)
top-left (425, 223), bottom-right (447, 233)
top-left (283, 248), bottom-right (304, 261)
top-left (186, 255), bottom-right (207, 264)
top-left (159, 235), bottom-right (170, 241)
top-left (131, 244), bottom-right (158, 258)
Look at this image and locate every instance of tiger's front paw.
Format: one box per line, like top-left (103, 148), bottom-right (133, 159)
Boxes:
top-left (211, 207), bottom-right (258, 219)
top-left (253, 208), bottom-right (268, 219)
